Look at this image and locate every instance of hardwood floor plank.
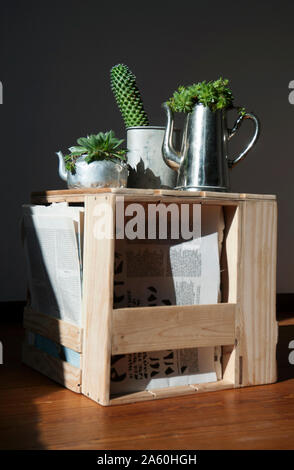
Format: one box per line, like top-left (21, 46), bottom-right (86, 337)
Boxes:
top-left (0, 323), bottom-right (294, 450)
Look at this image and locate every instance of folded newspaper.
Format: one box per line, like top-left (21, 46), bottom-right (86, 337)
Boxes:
top-left (22, 203), bottom-right (224, 395)
top-left (111, 205), bottom-right (224, 394)
top-left (22, 203), bottom-right (84, 326)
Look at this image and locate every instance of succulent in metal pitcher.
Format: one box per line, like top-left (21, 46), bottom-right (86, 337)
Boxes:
top-left (167, 78), bottom-right (235, 114)
top-left (110, 63), bottom-right (149, 128)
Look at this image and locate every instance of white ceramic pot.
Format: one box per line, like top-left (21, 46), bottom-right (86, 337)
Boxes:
top-left (126, 126), bottom-right (180, 189)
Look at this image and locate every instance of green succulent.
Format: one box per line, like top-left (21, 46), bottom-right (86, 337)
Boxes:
top-left (238, 107), bottom-right (246, 117)
top-left (63, 130), bottom-right (127, 174)
top-left (167, 78), bottom-right (235, 114)
top-left (110, 63), bottom-right (149, 128)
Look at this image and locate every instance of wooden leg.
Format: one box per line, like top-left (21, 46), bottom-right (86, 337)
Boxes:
top-left (221, 205), bottom-right (241, 385)
top-left (81, 194), bottom-right (115, 405)
top-left (237, 200), bottom-right (278, 386)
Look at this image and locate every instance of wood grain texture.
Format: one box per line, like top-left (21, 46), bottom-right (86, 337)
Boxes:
top-left (221, 202), bottom-right (243, 387)
top-left (23, 307), bottom-right (83, 352)
top-left (31, 188), bottom-right (276, 204)
top-left (222, 206), bottom-right (240, 304)
top-left (81, 194), bottom-right (115, 405)
top-left (112, 304), bottom-right (236, 354)
top-left (110, 379), bottom-right (234, 405)
top-left (221, 206), bottom-right (241, 384)
top-left (157, 190), bottom-right (276, 200)
top-left (26, 189), bottom-right (278, 406)
top-left (1, 322), bottom-right (294, 450)
top-left (278, 314), bottom-right (294, 326)
top-left (22, 343), bottom-right (81, 393)
top-left (237, 200), bottom-right (278, 386)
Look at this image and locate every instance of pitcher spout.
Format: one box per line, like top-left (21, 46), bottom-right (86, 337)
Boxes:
top-left (161, 103), bottom-right (181, 170)
top-left (56, 151), bottom-right (68, 182)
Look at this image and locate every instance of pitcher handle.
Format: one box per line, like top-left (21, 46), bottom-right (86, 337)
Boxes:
top-left (228, 111), bottom-right (260, 168)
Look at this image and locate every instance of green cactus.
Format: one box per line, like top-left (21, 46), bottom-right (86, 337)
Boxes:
top-left (110, 64), bottom-right (149, 128)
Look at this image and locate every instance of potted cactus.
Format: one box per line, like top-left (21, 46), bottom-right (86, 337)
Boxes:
top-left (56, 130), bottom-right (128, 189)
top-left (110, 64), bottom-right (179, 189)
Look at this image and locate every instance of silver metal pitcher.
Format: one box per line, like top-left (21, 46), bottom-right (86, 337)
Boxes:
top-left (162, 103), bottom-right (259, 192)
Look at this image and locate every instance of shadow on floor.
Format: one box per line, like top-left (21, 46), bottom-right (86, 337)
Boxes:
top-left (0, 318), bottom-right (46, 449)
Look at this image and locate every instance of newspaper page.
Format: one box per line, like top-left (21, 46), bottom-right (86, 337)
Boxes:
top-left (111, 205), bottom-right (225, 395)
top-left (22, 203), bottom-right (84, 264)
top-left (22, 204), bottom-right (84, 326)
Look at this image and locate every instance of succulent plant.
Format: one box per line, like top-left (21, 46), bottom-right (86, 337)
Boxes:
top-left (167, 78), bottom-right (235, 114)
top-left (63, 130), bottom-right (127, 174)
top-left (110, 64), bottom-right (149, 128)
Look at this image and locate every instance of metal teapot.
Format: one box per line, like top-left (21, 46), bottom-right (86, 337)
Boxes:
top-left (162, 103), bottom-right (259, 192)
top-left (56, 152), bottom-right (128, 189)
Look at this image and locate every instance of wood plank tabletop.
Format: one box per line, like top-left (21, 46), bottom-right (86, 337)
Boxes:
top-left (30, 188), bottom-right (277, 204)
top-left (0, 323), bottom-right (294, 450)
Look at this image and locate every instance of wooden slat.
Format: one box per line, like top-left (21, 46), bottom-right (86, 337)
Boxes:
top-left (31, 188), bottom-right (155, 204)
top-left (31, 188), bottom-right (276, 204)
top-left (222, 345), bottom-right (235, 384)
top-left (23, 307), bottom-right (83, 353)
top-left (112, 303), bottom-right (236, 354)
top-left (157, 190), bottom-right (249, 199)
top-left (81, 194), bottom-right (115, 405)
top-left (31, 194), bottom-right (86, 204)
top-left (221, 205), bottom-right (241, 385)
top-left (237, 200), bottom-right (278, 386)
top-left (121, 196), bottom-right (239, 206)
top-left (22, 343), bottom-right (81, 393)
top-left (221, 206), bottom-right (240, 304)
top-left (110, 379), bottom-right (234, 406)
top-left (156, 190), bottom-right (276, 200)
top-left (239, 193), bottom-right (276, 200)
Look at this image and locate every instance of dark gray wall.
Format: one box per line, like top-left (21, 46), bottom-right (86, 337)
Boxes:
top-left (1, 0), bottom-right (294, 301)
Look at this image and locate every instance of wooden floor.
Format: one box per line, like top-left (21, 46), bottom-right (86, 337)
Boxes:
top-left (1, 322), bottom-right (294, 450)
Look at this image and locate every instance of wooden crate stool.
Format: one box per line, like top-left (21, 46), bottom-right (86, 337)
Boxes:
top-left (22, 189), bottom-right (278, 406)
